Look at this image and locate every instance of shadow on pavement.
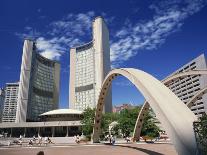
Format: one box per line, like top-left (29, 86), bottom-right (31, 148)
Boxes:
top-left (37, 151), bottom-right (44, 155)
top-left (114, 144), bottom-right (164, 155)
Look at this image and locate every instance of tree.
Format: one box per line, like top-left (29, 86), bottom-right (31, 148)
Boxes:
top-left (141, 110), bottom-right (160, 139)
top-left (193, 114), bottom-right (207, 154)
top-left (80, 106), bottom-right (160, 140)
top-left (118, 107), bottom-right (141, 137)
top-left (81, 107), bottom-right (95, 136)
top-left (101, 112), bottom-right (119, 133)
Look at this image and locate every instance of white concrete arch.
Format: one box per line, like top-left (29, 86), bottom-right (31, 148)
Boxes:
top-left (133, 70), bottom-right (207, 142)
top-left (163, 70), bottom-right (207, 84)
top-left (92, 68), bottom-right (197, 155)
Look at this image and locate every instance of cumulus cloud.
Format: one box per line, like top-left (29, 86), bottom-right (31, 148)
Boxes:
top-left (36, 37), bottom-right (65, 60)
top-left (49, 11), bottom-right (95, 37)
top-left (110, 0), bottom-right (207, 67)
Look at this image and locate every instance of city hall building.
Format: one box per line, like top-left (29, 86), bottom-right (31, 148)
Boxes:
top-left (15, 39), bottom-right (60, 122)
top-left (69, 17), bottom-right (112, 112)
top-left (165, 54), bottom-right (207, 117)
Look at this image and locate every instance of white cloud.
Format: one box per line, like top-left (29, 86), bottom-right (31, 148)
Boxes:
top-left (15, 1), bottom-right (206, 65)
top-left (49, 11), bottom-right (95, 37)
top-left (36, 37), bottom-right (65, 60)
top-left (40, 51), bottom-right (61, 60)
top-left (16, 11), bottom-right (97, 61)
top-left (110, 0), bottom-right (207, 67)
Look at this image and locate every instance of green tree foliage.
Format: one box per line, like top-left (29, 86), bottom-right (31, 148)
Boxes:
top-left (81, 106), bottom-right (160, 139)
top-left (118, 107), bottom-right (141, 137)
top-left (194, 114), bottom-right (207, 154)
top-left (101, 112), bottom-right (119, 133)
top-left (141, 110), bottom-right (160, 138)
top-left (81, 107), bottom-right (95, 136)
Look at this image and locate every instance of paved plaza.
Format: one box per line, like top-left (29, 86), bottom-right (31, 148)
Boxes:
top-left (0, 143), bottom-right (178, 155)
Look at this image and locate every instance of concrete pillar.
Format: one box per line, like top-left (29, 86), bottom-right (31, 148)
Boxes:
top-left (10, 128), bottom-right (12, 137)
top-left (24, 128), bottom-right (26, 137)
top-left (38, 127), bottom-right (40, 137)
top-left (66, 126), bottom-right (68, 137)
top-left (52, 127), bottom-right (55, 137)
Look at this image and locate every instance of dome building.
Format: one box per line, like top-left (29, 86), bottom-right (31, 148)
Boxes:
top-left (39, 109), bottom-right (83, 122)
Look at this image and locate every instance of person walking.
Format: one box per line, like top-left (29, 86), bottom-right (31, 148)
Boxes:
top-left (38, 135), bottom-right (42, 146)
top-left (33, 135), bottom-right (36, 144)
top-left (76, 135), bottom-right (80, 144)
top-left (126, 136), bottom-right (130, 143)
top-left (112, 135), bottom-right (116, 145)
top-left (44, 136), bottom-right (48, 146)
top-left (109, 135), bottom-right (112, 144)
top-left (28, 139), bottom-right (33, 146)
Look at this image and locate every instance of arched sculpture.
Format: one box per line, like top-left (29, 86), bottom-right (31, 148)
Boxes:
top-left (133, 70), bottom-right (207, 142)
top-left (92, 68), bottom-right (197, 155)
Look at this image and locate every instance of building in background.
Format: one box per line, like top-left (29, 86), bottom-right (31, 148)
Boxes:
top-left (113, 103), bottom-right (135, 113)
top-left (2, 83), bottom-right (19, 122)
top-left (165, 54), bottom-right (207, 117)
top-left (69, 17), bottom-right (112, 112)
top-left (15, 39), bottom-right (60, 123)
top-left (0, 88), bottom-right (5, 122)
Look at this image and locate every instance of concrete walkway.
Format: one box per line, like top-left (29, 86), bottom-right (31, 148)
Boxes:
top-left (0, 143), bottom-right (178, 155)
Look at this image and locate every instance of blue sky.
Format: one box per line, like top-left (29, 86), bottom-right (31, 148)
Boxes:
top-left (0, 0), bottom-right (207, 108)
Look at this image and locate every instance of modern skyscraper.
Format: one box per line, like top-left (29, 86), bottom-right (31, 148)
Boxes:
top-left (2, 83), bottom-right (19, 122)
top-left (0, 88), bottom-right (5, 122)
top-left (69, 17), bottom-right (112, 112)
top-left (15, 39), bottom-right (60, 122)
top-left (165, 54), bottom-right (207, 117)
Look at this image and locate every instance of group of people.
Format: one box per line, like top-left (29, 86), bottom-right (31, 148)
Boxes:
top-left (74, 135), bottom-right (80, 144)
top-left (16, 135), bottom-right (53, 146)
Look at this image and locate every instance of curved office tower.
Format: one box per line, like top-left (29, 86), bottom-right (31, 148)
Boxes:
top-left (69, 17), bottom-right (112, 112)
top-left (16, 39), bottom-right (60, 122)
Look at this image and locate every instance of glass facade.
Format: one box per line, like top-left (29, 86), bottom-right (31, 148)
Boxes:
top-left (27, 53), bottom-right (57, 121)
top-left (16, 39), bottom-right (60, 122)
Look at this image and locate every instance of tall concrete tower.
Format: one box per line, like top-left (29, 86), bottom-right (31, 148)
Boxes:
top-left (69, 17), bottom-right (112, 112)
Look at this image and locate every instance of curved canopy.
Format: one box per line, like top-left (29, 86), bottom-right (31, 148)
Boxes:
top-left (40, 109), bottom-right (83, 116)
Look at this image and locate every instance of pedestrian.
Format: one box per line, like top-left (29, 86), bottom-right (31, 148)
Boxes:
top-left (19, 134), bottom-right (22, 141)
top-left (126, 136), bottom-right (130, 143)
top-left (109, 135), bottom-right (112, 144)
top-left (112, 135), bottom-right (115, 145)
top-left (18, 135), bottom-right (23, 145)
top-left (7, 141), bottom-right (11, 146)
top-left (38, 135), bottom-right (42, 145)
top-left (76, 135), bottom-right (80, 144)
top-left (28, 139), bottom-right (33, 146)
top-left (33, 135), bottom-right (36, 144)
top-left (48, 137), bottom-right (53, 144)
top-left (44, 136), bottom-right (48, 146)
